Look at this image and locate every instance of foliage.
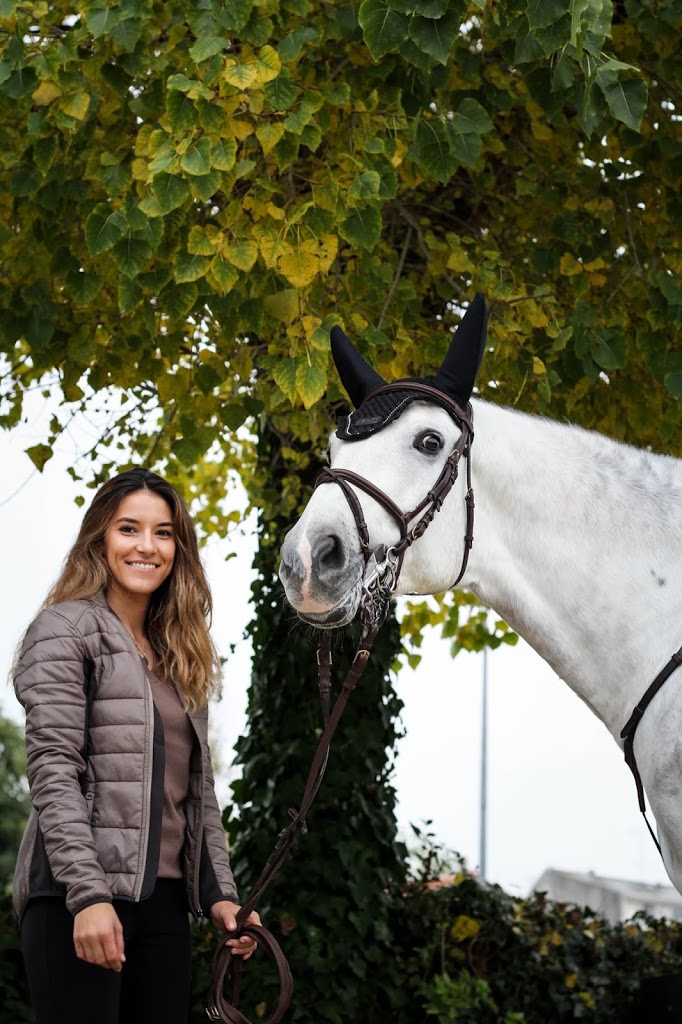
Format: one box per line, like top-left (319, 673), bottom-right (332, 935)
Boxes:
top-left (0, 893), bottom-right (32, 1023)
top-left (0, 0), bottom-right (680, 506)
top-left (0, 713), bottom-right (30, 893)
top-left (395, 852), bottom-right (682, 1024)
top-left (220, 428), bottom-right (409, 1023)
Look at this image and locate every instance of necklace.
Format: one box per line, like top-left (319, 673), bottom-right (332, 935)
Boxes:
top-left (129, 633), bottom-right (154, 670)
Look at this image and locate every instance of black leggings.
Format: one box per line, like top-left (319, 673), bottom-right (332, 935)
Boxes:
top-left (21, 879), bottom-right (192, 1024)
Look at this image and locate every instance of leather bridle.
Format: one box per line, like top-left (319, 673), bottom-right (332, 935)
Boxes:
top-left (206, 384), bottom-right (475, 1023)
top-left (316, 382), bottom-right (475, 590)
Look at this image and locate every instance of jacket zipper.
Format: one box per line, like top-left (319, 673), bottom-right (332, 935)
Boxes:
top-left (189, 714), bottom-right (205, 918)
top-left (133, 673), bottom-right (154, 902)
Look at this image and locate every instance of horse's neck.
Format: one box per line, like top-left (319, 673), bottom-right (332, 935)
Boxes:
top-left (467, 400), bottom-right (682, 738)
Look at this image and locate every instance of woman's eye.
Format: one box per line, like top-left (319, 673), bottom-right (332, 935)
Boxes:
top-left (416, 433), bottom-right (443, 454)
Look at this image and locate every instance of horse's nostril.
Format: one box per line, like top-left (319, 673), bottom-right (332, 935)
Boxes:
top-left (313, 534), bottom-right (345, 574)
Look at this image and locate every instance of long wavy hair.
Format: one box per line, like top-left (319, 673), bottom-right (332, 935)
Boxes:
top-left (44, 468), bottom-right (220, 710)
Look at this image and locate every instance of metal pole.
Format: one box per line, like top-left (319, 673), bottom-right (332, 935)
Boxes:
top-left (480, 646), bottom-right (488, 883)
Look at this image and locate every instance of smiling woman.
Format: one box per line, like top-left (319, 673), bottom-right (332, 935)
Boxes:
top-left (11, 467), bottom-right (261, 1024)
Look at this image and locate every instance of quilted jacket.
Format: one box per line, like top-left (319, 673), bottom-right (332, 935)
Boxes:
top-left (12, 591), bottom-right (238, 920)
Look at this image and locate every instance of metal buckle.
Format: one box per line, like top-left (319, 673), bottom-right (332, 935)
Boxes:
top-left (205, 1003), bottom-right (221, 1020)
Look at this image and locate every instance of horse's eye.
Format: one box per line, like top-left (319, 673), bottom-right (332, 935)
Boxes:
top-left (416, 433), bottom-right (443, 454)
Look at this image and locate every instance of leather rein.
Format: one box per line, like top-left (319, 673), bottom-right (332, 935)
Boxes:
top-left (206, 385), bottom-right (475, 1023)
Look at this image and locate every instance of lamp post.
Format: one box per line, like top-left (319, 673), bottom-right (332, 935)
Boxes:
top-left (480, 646), bottom-right (488, 883)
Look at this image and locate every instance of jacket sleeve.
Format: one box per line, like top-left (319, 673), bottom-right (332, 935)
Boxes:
top-left (14, 607), bottom-right (113, 915)
top-left (199, 735), bottom-right (239, 910)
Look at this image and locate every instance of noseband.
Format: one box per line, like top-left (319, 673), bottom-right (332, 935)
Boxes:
top-left (315, 382), bottom-right (475, 599)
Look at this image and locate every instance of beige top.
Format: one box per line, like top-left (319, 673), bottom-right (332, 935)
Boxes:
top-left (146, 666), bottom-right (195, 879)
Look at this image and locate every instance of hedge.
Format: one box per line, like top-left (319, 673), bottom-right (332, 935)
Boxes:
top-left (3, 862), bottom-right (682, 1022)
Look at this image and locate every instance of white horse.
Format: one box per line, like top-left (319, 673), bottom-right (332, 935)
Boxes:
top-left (279, 296), bottom-right (682, 894)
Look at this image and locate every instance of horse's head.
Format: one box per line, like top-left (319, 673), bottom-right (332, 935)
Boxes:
top-left (279, 296), bottom-right (487, 627)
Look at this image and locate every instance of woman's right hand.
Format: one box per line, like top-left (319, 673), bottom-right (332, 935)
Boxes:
top-left (73, 902), bottom-right (126, 971)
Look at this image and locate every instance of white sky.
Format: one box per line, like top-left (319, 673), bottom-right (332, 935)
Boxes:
top-left (0, 391), bottom-right (670, 898)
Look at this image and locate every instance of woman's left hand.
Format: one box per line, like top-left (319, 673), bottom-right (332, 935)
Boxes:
top-left (210, 901), bottom-right (261, 960)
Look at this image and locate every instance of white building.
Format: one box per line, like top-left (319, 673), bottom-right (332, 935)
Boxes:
top-left (533, 868), bottom-right (682, 925)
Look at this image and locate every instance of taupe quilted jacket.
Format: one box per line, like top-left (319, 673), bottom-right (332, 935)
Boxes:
top-left (12, 592), bottom-right (238, 920)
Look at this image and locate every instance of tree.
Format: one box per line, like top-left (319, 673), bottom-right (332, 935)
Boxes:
top-left (0, 712), bottom-right (30, 892)
top-left (1, 5), bottom-right (680, 1015)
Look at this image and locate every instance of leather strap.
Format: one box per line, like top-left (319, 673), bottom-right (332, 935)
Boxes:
top-left (620, 643), bottom-right (682, 855)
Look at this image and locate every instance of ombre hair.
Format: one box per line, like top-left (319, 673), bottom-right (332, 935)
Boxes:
top-left (44, 468), bottom-right (220, 710)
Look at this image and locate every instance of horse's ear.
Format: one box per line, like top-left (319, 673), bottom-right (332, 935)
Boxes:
top-left (330, 325), bottom-right (386, 408)
top-left (434, 294), bottom-right (487, 407)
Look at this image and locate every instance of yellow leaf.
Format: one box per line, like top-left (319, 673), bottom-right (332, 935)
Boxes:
top-left (527, 304), bottom-right (549, 329)
top-left (564, 195), bottom-right (581, 211)
top-left (583, 257), bottom-right (607, 272)
top-left (559, 253), bottom-right (583, 277)
top-left (59, 91), bottom-right (91, 121)
top-left (226, 117), bottom-right (254, 141)
top-left (532, 355), bottom-right (545, 376)
top-left (266, 201), bottom-right (286, 221)
top-left (224, 239), bottom-right (259, 271)
top-left (589, 272), bottom-right (607, 287)
top-left (207, 256), bottom-right (239, 295)
top-left (316, 234), bottom-right (338, 273)
top-left (450, 916), bottom-right (481, 942)
top-left (32, 80), bottom-right (61, 106)
top-left (278, 249), bottom-right (320, 288)
top-left (447, 248), bottom-right (474, 273)
top-left (131, 158), bottom-right (149, 181)
top-left (256, 123), bottom-right (284, 156)
top-left (224, 61), bottom-right (261, 90)
top-left (253, 224), bottom-right (292, 270)
top-left (565, 973), bottom-right (578, 989)
top-left (254, 45), bottom-right (282, 84)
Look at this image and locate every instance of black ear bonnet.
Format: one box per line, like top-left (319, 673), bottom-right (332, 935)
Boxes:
top-left (330, 294), bottom-right (487, 442)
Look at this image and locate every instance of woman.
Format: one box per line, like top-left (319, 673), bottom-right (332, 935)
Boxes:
top-left (13, 468), bottom-right (259, 1024)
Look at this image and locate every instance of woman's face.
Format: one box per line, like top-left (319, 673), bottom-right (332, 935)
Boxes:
top-left (101, 489), bottom-right (176, 604)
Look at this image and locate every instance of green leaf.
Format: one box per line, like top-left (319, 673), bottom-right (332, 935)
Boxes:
top-left (166, 90), bottom-right (198, 133)
top-left (451, 98), bottom-right (493, 135)
top-left (66, 271), bottom-right (103, 306)
top-left (514, 16), bottom-right (544, 62)
top-left (358, 0), bottom-right (409, 60)
top-left (410, 119), bottom-right (458, 184)
top-left (526, 0), bottom-right (567, 30)
top-left (189, 36), bottom-right (229, 63)
top-left (1, 67), bottom-right (38, 100)
top-left (408, 11), bottom-right (459, 64)
top-left (86, 5), bottom-right (123, 38)
top-left (452, 131), bottom-right (482, 167)
top-left (174, 252), bottom-right (210, 283)
top-left (118, 277), bottom-right (143, 313)
top-left (208, 256), bottom-right (239, 294)
top-left (211, 137), bottom-right (237, 171)
top-left (111, 236), bottom-right (152, 278)
top-left (664, 373), bottom-right (682, 402)
top-left (273, 356), bottom-right (299, 403)
top-left (151, 173), bottom-right (190, 214)
top-left (414, 0), bottom-right (449, 15)
top-left (188, 226), bottom-right (216, 256)
top-left (599, 77), bottom-right (648, 132)
top-left (339, 207), bottom-right (382, 252)
top-left (655, 272), bottom-right (682, 306)
top-left (296, 361), bottom-right (327, 409)
top-left (264, 289), bottom-right (299, 323)
top-left (349, 171), bottom-right (382, 201)
top-left (26, 444), bottom-right (53, 471)
top-left (189, 171), bottom-right (222, 201)
top-left (278, 27), bottom-right (318, 62)
top-left (224, 239), bottom-right (259, 271)
top-left (180, 138), bottom-right (212, 175)
top-left (264, 74), bottom-right (300, 111)
top-left (85, 203), bottom-right (127, 255)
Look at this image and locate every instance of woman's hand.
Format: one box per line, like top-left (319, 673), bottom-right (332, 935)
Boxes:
top-left (73, 902), bottom-right (126, 971)
top-left (210, 901), bottom-right (261, 960)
